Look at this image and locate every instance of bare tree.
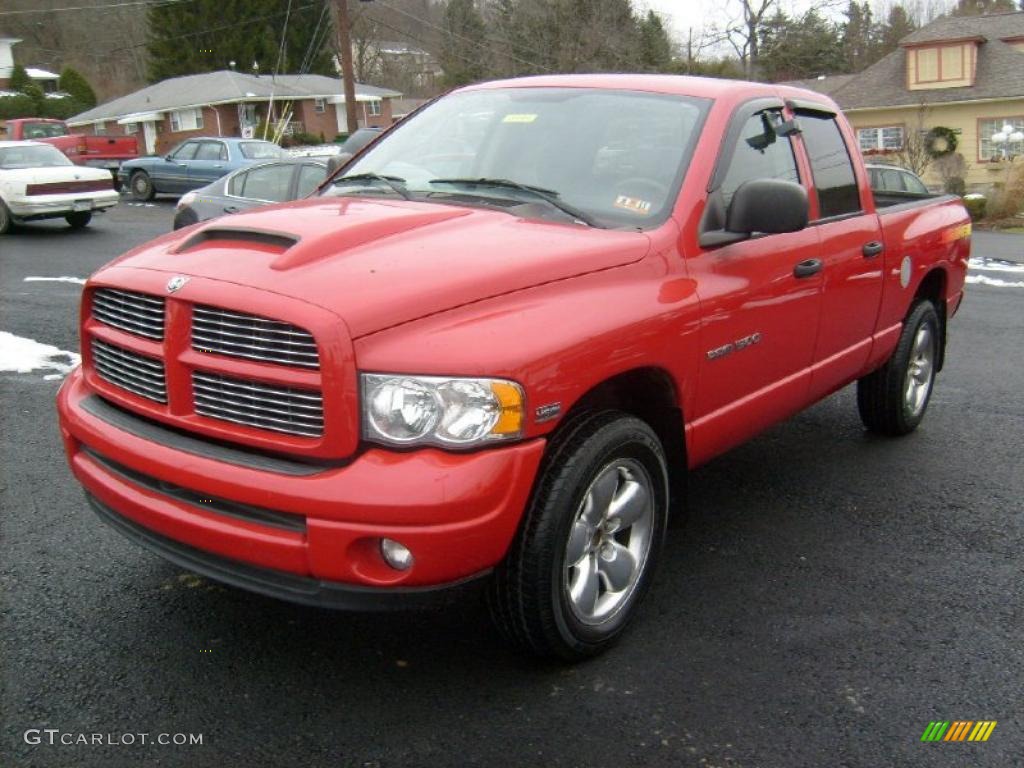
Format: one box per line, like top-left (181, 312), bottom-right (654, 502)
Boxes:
top-left (895, 103), bottom-right (936, 176)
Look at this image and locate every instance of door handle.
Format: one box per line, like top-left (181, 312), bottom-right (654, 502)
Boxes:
top-left (213, 164), bottom-right (224, 169)
top-left (793, 258), bottom-right (823, 278)
top-left (862, 241), bottom-right (884, 258)
top-left (223, 205), bottom-right (240, 214)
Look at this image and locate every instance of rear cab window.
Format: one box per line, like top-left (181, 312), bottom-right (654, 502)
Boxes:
top-left (796, 113), bottom-right (861, 219)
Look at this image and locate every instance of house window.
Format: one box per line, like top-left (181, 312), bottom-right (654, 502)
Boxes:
top-left (367, 100), bottom-right (382, 117)
top-left (314, 98), bottom-right (326, 113)
top-left (979, 117), bottom-right (1024, 161)
top-left (123, 122), bottom-right (138, 135)
top-left (857, 126), bottom-right (904, 153)
top-left (169, 107), bottom-right (204, 133)
top-left (94, 122), bottom-right (106, 135)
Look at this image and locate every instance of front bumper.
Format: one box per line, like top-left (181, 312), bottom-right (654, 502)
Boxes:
top-left (57, 368), bottom-right (545, 601)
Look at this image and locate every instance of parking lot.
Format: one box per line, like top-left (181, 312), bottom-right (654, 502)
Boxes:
top-left (1, 203), bottom-right (1022, 767)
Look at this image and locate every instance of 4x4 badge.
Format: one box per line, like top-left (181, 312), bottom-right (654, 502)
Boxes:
top-left (166, 276), bottom-right (189, 293)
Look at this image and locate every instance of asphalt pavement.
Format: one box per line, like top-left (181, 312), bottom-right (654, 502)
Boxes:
top-left (1, 202), bottom-right (1022, 768)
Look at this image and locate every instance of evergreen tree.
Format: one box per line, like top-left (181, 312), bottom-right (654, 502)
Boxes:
top-left (440, 0), bottom-right (487, 86)
top-left (841, 2), bottom-right (876, 73)
top-left (759, 9), bottom-right (844, 81)
top-left (877, 6), bottom-right (916, 56)
top-left (58, 67), bottom-right (97, 110)
top-left (147, 1), bottom-right (335, 82)
top-left (8, 64), bottom-right (31, 93)
top-left (638, 10), bottom-right (673, 71)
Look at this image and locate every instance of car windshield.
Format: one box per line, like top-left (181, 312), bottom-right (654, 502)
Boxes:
top-left (20, 122), bottom-right (68, 139)
top-left (324, 87), bottom-right (709, 229)
top-left (240, 141), bottom-right (285, 160)
top-left (0, 144), bottom-right (73, 169)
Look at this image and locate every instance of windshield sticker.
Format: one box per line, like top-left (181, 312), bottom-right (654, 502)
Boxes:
top-left (502, 113), bottom-right (538, 124)
top-left (614, 195), bottom-right (653, 215)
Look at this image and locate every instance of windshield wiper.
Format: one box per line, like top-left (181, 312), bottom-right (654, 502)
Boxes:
top-left (428, 177), bottom-right (597, 227)
top-left (331, 172), bottom-right (411, 200)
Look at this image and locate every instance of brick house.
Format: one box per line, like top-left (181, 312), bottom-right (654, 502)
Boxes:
top-left (66, 70), bottom-right (401, 155)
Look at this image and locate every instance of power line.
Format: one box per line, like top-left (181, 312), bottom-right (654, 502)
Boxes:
top-left (0, 0), bottom-right (195, 16)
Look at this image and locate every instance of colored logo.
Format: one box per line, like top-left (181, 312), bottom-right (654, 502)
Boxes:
top-left (921, 721), bottom-right (997, 742)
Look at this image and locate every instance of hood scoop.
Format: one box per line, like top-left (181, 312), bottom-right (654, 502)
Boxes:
top-left (174, 227), bottom-right (300, 256)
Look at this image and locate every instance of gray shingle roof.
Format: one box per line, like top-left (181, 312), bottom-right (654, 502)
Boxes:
top-left (68, 70), bottom-right (401, 125)
top-left (829, 12), bottom-right (1024, 111)
top-left (900, 10), bottom-right (1024, 44)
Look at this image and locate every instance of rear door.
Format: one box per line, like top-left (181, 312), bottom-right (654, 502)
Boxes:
top-left (795, 109), bottom-right (884, 400)
top-left (187, 140), bottom-right (229, 188)
top-left (688, 103), bottom-right (823, 460)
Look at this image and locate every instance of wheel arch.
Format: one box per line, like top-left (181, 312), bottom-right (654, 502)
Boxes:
top-left (912, 266), bottom-right (948, 371)
top-left (560, 366), bottom-right (687, 514)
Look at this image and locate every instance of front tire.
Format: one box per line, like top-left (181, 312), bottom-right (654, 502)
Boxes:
top-left (65, 211), bottom-right (92, 229)
top-left (488, 411), bottom-right (669, 660)
top-left (0, 201), bottom-right (11, 234)
top-left (857, 300), bottom-right (940, 436)
top-left (129, 171), bottom-right (155, 202)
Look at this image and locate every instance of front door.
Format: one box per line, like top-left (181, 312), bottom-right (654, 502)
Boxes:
top-left (688, 106), bottom-right (823, 462)
top-left (141, 121), bottom-right (157, 154)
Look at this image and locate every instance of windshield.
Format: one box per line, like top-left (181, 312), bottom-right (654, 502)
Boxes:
top-left (0, 144), bottom-right (73, 169)
top-left (324, 87), bottom-right (709, 229)
top-left (20, 121), bottom-right (68, 139)
top-left (240, 141), bottom-right (285, 160)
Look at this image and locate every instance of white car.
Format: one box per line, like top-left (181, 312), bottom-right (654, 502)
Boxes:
top-left (0, 140), bottom-right (119, 234)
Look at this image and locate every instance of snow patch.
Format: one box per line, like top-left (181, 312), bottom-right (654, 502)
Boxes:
top-left (0, 331), bottom-right (80, 378)
top-left (966, 275), bottom-right (1024, 289)
top-left (24, 276), bottom-right (87, 285)
top-left (968, 258), bottom-right (1024, 274)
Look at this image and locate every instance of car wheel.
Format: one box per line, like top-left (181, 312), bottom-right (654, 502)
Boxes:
top-left (857, 300), bottom-right (941, 436)
top-left (488, 410), bottom-right (669, 660)
top-left (65, 211), bottom-right (93, 230)
top-left (0, 201), bottom-right (11, 235)
top-left (129, 171), bottom-right (155, 202)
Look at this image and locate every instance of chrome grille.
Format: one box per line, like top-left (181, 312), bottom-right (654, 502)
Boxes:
top-left (192, 371), bottom-right (323, 437)
top-left (92, 339), bottom-right (167, 403)
top-left (92, 288), bottom-right (165, 340)
top-left (192, 306), bottom-right (319, 369)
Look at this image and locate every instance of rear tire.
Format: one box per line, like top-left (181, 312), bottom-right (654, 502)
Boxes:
top-left (488, 411), bottom-right (669, 661)
top-left (65, 211), bottom-right (92, 229)
top-left (857, 300), bottom-right (940, 436)
top-left (129, 171), bottom-right (155, 202)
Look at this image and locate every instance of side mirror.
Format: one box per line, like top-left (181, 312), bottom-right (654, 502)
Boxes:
top-left (700, 179), bottom-right (808, 248)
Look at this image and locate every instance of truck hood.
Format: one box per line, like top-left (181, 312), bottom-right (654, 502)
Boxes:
top-left (108, 197), bottom-right (652, 337)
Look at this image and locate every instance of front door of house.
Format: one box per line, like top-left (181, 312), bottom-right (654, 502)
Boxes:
top-left (142, 121), bottom-right (157, 154)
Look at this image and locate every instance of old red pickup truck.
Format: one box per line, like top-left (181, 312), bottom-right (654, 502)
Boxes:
top-left (57, 75), bottom-right (970, 660)
top-left (1, 118), bottom-right (138, 174)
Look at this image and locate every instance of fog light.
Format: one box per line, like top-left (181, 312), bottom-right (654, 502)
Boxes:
top-left (380, 538), bottom-right (414, 571)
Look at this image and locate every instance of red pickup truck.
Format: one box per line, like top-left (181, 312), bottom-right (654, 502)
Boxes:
top-left (57, 75), bottom-right (970, 660)
top-left (1, 118), bottom-right (138, 174)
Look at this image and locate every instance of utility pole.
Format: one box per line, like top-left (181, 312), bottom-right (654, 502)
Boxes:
top-left (332, 0), bottom-right (359, 134)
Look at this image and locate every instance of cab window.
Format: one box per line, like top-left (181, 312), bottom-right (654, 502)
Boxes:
top-left (797, 114), bottom-right (861, 218)
top-left (720, 110), bottom-right (800, 208)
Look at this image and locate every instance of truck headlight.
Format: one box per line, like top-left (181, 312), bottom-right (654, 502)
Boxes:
top-left (361, 374), bottom-right (524, 447)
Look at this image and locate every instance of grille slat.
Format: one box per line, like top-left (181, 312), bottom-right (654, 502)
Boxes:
top-left (192, 306), bottom-right (318, 369)
top-left (92, 340), bottom-right (167, 402)
top-left (92, 288), bottom-right (165, 340)
top-left (192, 371), bottom-right (323, 437)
